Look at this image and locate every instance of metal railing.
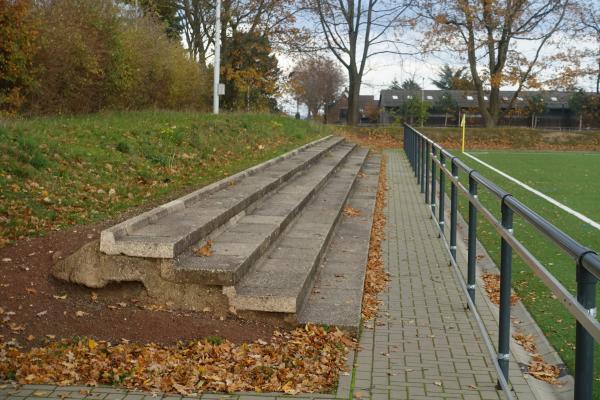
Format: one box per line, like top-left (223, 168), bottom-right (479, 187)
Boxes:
top-left (403, 124), bottom-right (600, 400)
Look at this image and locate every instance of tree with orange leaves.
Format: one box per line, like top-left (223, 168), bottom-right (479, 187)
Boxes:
top-left (0, 0), bottom-right (38, 114)
top-left (418, 0), bottom-right (570, 127)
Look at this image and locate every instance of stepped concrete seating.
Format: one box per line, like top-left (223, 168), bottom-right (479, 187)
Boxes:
top-left (170, 142), bottom-right (357, 285)
top-left (100, 136), bottom-right (343, 258)
top-left (298, 154), bottom-right (380, 332)
top-left (95, 135), bottom-right (380, 331)
top-left (225, 148), bottom-right (369, 314)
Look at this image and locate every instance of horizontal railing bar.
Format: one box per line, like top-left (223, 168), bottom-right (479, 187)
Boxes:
top-left (430, 156), bottom-right (600, 342)
top-left (422, 132), bottom-right (600, 282)
top-left (426, 206), bottom-right (514, 400)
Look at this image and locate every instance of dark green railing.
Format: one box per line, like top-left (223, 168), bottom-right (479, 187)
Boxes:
top-left (404, 124), bottom-right (600, 400)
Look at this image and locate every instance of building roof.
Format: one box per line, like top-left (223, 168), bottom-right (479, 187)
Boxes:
top-left (379, 89), bottom-right (575, 110)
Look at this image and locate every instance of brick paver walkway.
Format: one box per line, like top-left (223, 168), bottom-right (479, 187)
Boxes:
top-left (0, 150), bottom-right (535, 400)
top-left (349, 150), bottom-right (516, 400)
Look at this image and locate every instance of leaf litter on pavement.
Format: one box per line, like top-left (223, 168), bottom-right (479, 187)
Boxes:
top-left (361, 155), bottom-right (389, 321)
top-left (0, 325), bottom-right (352, 395)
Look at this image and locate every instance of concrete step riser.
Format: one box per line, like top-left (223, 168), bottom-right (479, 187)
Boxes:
top-left (230, 144), bottom-right (357, 284)
top-left (100, 137), bottom-right (344, 258)
top-left (166, 142), bottom-right (347, 258)
top-left (297, 155), bottom-right (381, 333)
top-left (231, 149), bottom-right (369, 314)
top-left (294, 161), bottom-right (362, 313)
top-left (172, 144), bottom-right (357, 285)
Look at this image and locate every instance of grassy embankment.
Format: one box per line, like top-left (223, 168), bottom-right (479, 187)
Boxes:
top-left (0, 111), bottom-right (330, 247)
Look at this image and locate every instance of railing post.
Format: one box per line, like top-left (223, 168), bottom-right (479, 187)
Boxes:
top-left (438, 152), bottom-right (445, 234)
top-left (575, 258), bottom-right (597, 400)
top-left (431, 146), bottom-right (436, 215)
top-left (419, 136), bottom-right (427, 194)
top-left (450, 158), bottom-right (458, 261)
top-left (418, 136), bottom-right (422, 183)
top-left (420, 137), bottom-right (425, 193)
top-left (497, 197), bottom-right (514, 387)
top-left (425, 141), bottom-right (430, 204)
top-left (414, 132), bottom-right (419, 178)
top-left (403, 125), bottom-right (407, 154)
top-left (467, 173), bottom-right (478, 305)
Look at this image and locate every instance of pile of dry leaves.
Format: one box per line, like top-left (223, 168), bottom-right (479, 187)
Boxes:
top-left (481, 273), bottom-right (520, 306)
top-left (512, 332), bottom-right (561, 384)
top-left (0, 325), bottom-right (352, 395)
top-left (361, 156), bottom-right (390, 320)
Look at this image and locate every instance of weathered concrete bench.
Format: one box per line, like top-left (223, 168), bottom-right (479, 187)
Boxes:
top-left (53, 135), bottom-right (380, 333)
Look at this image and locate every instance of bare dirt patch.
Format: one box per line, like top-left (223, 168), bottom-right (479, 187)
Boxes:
top-left (0, 225), bottom-right (282, 348)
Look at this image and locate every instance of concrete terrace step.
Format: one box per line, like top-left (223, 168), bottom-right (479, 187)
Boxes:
top-left (99, 136), bottom-right (344, 258)
top-left (298, 153), bottom-right (380, 333)
top-left (169, 142), bottom-right (357, 285)
top-left (226, 147), bottom-right (370, 314)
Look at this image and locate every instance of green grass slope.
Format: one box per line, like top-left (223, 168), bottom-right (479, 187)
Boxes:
top-left (0, 111), bottom-right (330, 247)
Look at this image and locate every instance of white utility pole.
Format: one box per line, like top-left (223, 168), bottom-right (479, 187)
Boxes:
top-left (213, 0), bottom-right (222, 114)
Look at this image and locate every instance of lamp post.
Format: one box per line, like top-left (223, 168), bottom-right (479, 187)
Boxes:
top-left (213, 0), bottom-right (222, 114)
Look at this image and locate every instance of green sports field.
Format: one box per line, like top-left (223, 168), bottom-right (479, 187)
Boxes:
top-left (452, 150), bottom-right (600, 394)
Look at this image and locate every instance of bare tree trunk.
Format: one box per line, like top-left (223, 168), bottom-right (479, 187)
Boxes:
top-left (347, 72), bottom-right (361, 125)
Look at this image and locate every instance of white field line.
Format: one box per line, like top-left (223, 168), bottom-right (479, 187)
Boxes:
top-left (463, 152), bottom-right (600, 231)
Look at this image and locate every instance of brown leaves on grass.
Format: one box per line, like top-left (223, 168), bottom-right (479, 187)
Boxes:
top-left (512, 332), bottom-right (561, 384)
top-left (362, 156), bottom-right (390, 320)
top-left (340, 128), bottom-right (402, 151)
top-left (0, 325), bottom-right (351, 395)
top-left (193, 240), bottom-right (213, 257)
top-left (343, 207), bottom-right (361, 217)
top-left (481, 273), bottom-right (519, 306)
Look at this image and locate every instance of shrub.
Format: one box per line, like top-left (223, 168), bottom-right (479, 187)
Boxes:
top-left (0, 0), bottom-right (37, 115)
top-left (24, 0), bottom-right (210, 115)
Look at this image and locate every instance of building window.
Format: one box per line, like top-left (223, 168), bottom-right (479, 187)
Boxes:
top-left (392, 95), bottom-right (398, 100)
top-left (466, 95), bottom-right (474, 101)
top-left (426, 95), bottom-right (433, 100)
top-left (407, 95), bottom-right (413, 99)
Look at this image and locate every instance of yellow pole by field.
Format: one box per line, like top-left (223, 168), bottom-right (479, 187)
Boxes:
top-left (460, 113), bottom-right (467, 153)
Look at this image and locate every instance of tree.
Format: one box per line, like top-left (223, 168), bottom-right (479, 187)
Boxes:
top-left (431, 64), bottom-right (473, 90)
top-left (289, 57), bottom-right (345, 119)
top-left (0, 0), bottom-right (37, 114)
top-left (573, 2), bottom-right (600, 93)
top-left (388, 78), bottom-right (401, 90)
top-left (420, 0), bottom-right (569, 127)
top-left (177, 0), bottom-right (306, 68)
top-left (308, 0), bottom-right (412, 125)
top-left (401, 78), bottom-right (421, 91)
top-left (526, 93), bottom-right (546, 128)
top-left (404, 97), bottom-right (430, 126)
top-left (129, 0), bottom-right (183, 39)
top-left (221, 31), bottom-right (280, 112)
top-left (433, 91), bottom-right (459, 126)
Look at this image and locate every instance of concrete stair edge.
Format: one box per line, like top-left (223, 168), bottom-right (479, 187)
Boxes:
top-left (171, 143), bottom-right (358, 285)
top-left (228, 147), bottom-right (370, 314)
top-left (297, 153), bottom-right (381, 334)
top-left (99, 135), bottom-right (342, 257)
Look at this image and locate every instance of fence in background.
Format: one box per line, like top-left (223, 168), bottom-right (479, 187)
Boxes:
top-left (403, 123), bottom-right (600, 400)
